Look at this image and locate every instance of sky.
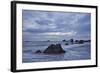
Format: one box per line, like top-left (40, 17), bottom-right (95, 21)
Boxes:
top-left (22, 10), bottom-right (91, 41)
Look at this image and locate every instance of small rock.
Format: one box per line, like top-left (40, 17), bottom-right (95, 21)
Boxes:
top-left (35, 50), bottom-right (41, 53)
top-left (65, 43), bottom-right (68, 45)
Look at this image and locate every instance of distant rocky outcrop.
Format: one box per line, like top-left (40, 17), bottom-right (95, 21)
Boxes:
top-left (43, 44), bottom-right (65, 54)
top-left (75, 40), bottom-right (84, 44)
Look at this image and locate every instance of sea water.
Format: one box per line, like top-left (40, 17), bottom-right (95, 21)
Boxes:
top-left (22, 41), bottom-right (91, 63)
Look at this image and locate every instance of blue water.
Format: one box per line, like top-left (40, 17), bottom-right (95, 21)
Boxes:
top-left (22, 41), bottom-right (91, 63)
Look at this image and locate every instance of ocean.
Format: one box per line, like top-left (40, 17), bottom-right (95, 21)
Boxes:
top-left (22, 41), bottom-right (91, 63)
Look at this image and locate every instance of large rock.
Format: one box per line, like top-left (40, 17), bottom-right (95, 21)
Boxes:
top-left (43, 44), bottom-right (65, 54)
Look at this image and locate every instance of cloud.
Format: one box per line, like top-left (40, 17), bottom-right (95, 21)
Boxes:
top-left (29, 31), bottom-right (76, 36)
top-left (22, 10), bottom-right (91, 41)
top-left (43, 31), bottom-right (76, 36)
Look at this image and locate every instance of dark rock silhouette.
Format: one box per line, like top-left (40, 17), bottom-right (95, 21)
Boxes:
top-left (75, 40), bottom-right (84, 44)
top-left (78, 40), bottom-right (84, 44)
top-left (75, 40), bottom-right (79, 43)
top-left (43, 44), bottom-right (65, 54)
top-left (62, 39), bottom-right (66, 42)
top-left (70, 39), bottom-right (74, 44)
top-left (35, 50), bottom-right (42, 53)
top-left (65, 43), bottom-right (69, 45)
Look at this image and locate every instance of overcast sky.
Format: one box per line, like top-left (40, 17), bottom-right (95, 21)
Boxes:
top-left (22, 10), bottom-right (91, 41)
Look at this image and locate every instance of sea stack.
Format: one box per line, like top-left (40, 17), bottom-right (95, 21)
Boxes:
top-left (43, 44), bottom-right (65, 54)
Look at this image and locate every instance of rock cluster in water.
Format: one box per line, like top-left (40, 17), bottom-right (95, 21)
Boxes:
top-left (44, 44), bottom-right (65, 54)
top-left (35, 44), bottom-right (65, 54)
